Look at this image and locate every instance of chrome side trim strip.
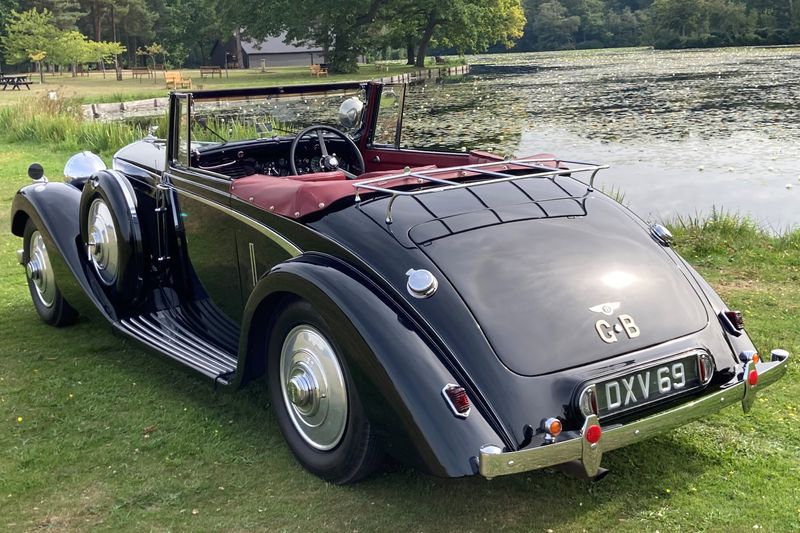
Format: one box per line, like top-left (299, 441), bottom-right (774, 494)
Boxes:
top-left (248, 242), bottom-right (258, 287)
top-left (479, 351), bottom-right (789, 479)
top-left (174, 186), bottom-right (302, 257)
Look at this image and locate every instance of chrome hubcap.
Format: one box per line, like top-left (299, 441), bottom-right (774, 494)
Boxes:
top-left (86, 199), bottom-right (119, 286)
top-left (280, 325), bottom-right (347, 451)
top-left (27, 231), bottom-right (55, 308)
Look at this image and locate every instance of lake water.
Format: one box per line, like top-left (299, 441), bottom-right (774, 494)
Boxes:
top-left (405, 46), bottom-right (800, 231)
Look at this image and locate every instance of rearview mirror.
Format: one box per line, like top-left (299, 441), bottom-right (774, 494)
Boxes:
top-left (27, 163), bottom-right (46, 183)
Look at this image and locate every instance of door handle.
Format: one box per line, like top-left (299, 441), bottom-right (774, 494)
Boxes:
top-left (371, 155), bottom-right (381, 163)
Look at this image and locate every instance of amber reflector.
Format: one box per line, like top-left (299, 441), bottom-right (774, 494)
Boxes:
top-left (544, 417), bottom-right (562, 436)
top-left (585, 424), bottom-right (602, 444)
top-left (752, 353), bottom-right (760, 364)
top-left (748, 369), bottom-right (758, 387)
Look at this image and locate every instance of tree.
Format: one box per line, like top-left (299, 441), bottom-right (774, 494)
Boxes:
top-left (530, 0), bottom-right (581, 49)
top-left (1, 8), bottom-right (59, 82)
top-left (226, 0), bottom-right (389, 73)
top-left (18, 0), bottom-right (85, 29)
top-left (136, 42), bottom-right (166, 69)
top-left (0, 0), bottom-right (20, 64)
top-left (154, 0), bottom-right (227, 67)
top-left (50, 29), bottom-right (93, 75)
top-left (87, 39), bottom-right (126, 77)
top-left (649, 0), bottom-right (708, 40)
top-left (373, 0), bottom-right (526, 67)
top-left (430, 0), bottom-right (526, 63)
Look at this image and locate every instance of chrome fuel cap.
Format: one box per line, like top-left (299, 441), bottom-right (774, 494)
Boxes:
top-left (650, 224), bottom-right (673, 246)
top-left (406, 268), bottom-right (438, 298)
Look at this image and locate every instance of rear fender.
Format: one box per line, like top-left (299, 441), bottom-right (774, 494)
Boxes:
top-left (236, 254), bottom-right (499, 477)
top-left (11, 182), bottom-right (114, 320)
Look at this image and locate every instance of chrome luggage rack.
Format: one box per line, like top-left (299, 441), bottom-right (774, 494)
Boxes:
top-left (352, 157), bottom-right (609, 223)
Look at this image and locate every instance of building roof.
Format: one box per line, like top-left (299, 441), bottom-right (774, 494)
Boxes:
top-left (241, 34), bottom-right (323, 55)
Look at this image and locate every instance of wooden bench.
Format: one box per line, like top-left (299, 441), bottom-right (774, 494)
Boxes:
top-left (165, 70), bottom-right (192, 90)
top-left (199, 66), bottom-right (222, 78)
top-left (309, 64), bottom-right (328, 77)
top-left (132, 67), bottom-right (152, 79)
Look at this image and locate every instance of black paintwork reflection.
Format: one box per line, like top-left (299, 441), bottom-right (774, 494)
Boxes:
top-left (169, 176), bottom-right (243, 321)
top-left (415, 197), bottom-right (708, 376)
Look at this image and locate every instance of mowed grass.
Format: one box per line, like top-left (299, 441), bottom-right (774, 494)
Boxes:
top-left (1, 143), bottom-right (799, 532)
top-left (0, 62), bottom-right (456, 105)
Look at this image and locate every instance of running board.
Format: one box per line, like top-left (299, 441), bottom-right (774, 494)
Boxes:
top-left (117, 307), bottom-right (238, 385)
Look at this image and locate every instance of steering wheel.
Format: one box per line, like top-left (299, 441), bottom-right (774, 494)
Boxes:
top-left (289, 125), bottom-right (365, 179)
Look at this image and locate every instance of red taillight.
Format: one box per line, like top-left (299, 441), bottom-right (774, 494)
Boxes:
top-left (585, 424), bottom-right (602, 444)
top-left (720, 310), bottom-right (745, 337)
top-left (748, 369), bottom-right (758, 386)
top-left (442, 384), bottom-right (470, 417)
top-left (698, 351), bottom-right (714, 384)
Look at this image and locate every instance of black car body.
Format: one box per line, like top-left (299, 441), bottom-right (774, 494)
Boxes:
top-left (10, 80), bottom-right (789, 483)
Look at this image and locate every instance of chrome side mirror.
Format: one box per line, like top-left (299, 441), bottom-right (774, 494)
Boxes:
top-left (28, 163), bottom-right (47, 183)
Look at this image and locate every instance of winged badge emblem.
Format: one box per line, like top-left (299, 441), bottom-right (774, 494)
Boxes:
top-left (589, 301), bottom-right (621, 316)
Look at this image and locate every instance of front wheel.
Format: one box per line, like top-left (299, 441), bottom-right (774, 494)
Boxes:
top-left (22, 219), bottom-right (78, 327)
top-left (267, 299), bottom-right (382, 484)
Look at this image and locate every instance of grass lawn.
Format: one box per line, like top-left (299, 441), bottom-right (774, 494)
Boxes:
top-left (0, 62), bottom-right (457, 105)
top-left (1, 143), bottom-right (799, 531)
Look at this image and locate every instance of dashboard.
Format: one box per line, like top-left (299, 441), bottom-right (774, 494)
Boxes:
top-left (192, 136), bottom-right (362, 179)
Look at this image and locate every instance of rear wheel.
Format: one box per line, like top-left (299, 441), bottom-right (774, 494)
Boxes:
top-left (267, 299), bottom-right (382, 484)
top-left (22, 219), bottom-right (78, 327)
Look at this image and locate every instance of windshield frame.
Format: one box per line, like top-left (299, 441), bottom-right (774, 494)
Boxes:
top-left (184, 81), bottom-right (372, 153)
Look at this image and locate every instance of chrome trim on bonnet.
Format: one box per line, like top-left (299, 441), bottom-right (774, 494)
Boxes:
top-left (479, 351), bottom-right (789, 479)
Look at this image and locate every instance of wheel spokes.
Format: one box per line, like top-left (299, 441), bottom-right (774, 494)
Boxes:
top-left (316, 129), bottom-right (329, 156)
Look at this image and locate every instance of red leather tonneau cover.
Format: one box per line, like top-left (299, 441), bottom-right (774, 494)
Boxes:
top-left (229, 166), bottom-right (437, 219)
top-left (229, 155), bottom-right (559, 219)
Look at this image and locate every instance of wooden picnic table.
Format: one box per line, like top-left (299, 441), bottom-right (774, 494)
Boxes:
top-left (0, 74), bottom-right (32, 90)
top-left (199, 66), bottom-right (223, 78)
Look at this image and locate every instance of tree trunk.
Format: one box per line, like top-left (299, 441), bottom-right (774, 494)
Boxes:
top-left (406, 40), bottom-right (415, 65)
top-left (111, 5), bottom-right (118, 74)
top-left (329, 33), bottom-right (359, 73)
top-left (415, 13), bottom-right (438, 68)
top-left (234, 28), bottom-right (242, 69)
top-left (92, 1), bottom-right (102, 41)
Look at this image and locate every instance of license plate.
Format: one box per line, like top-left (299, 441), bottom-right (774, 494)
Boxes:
top-left (595, 354), bottom-right (701, 417)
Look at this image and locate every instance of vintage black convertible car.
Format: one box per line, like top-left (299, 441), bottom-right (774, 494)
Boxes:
top-left (10, 81), bottom-right (789, 484)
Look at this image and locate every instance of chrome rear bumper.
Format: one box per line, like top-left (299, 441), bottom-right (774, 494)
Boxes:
top-left (479, 349), bottom-right (789, 479)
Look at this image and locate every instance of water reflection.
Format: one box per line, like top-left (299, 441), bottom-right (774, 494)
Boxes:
top-left (436, 47), bottom-right (800, 229)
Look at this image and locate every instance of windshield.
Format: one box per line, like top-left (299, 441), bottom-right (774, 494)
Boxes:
top-left (189, 87), bottom-right (367, 150)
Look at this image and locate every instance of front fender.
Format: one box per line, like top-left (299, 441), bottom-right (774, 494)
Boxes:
top-left (236, 254), bottom-right (501, 477)
top-left (11, 182), bottom-right (112, 320)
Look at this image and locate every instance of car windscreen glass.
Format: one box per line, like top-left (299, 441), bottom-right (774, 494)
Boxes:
top-left (372, 84), bottom-right (404, 147)
top-left (190, 87), bottom-right (367, 151)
